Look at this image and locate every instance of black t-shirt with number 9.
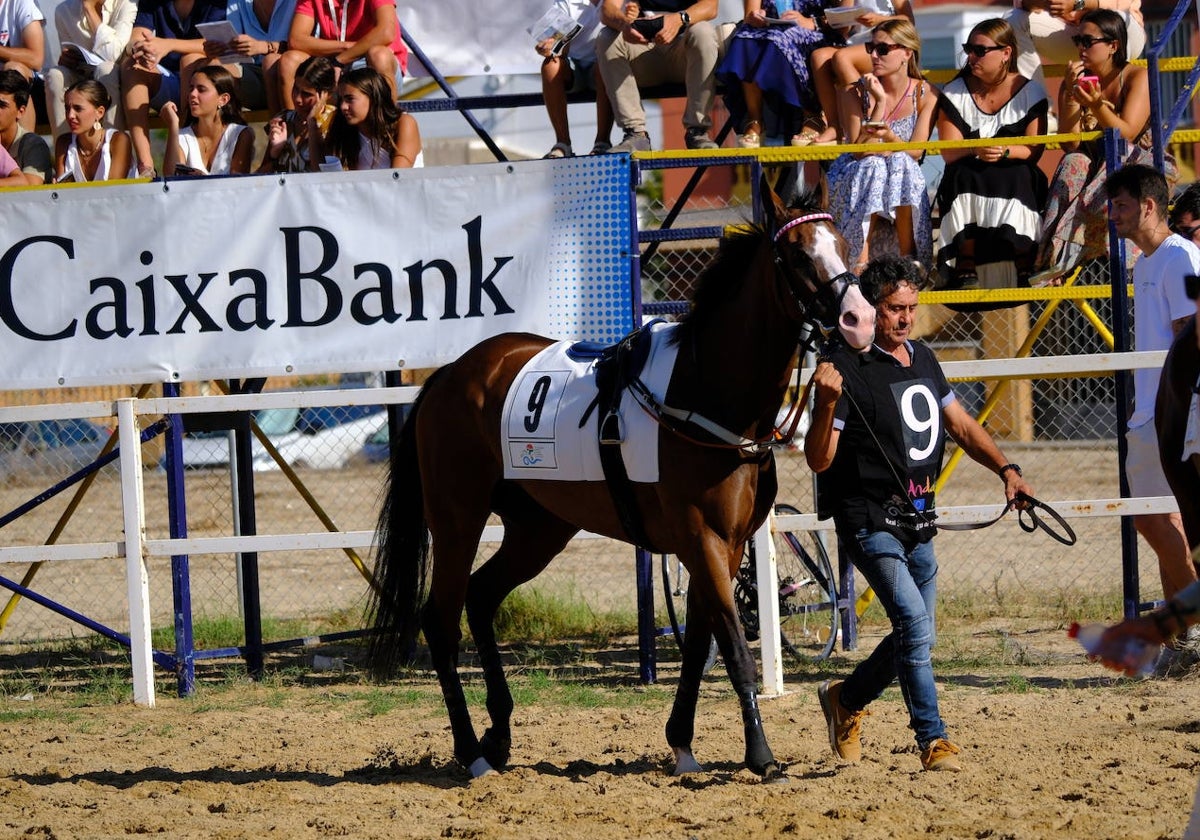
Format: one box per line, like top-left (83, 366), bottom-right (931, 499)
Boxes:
top-left (815, 340), bottom-right (955, 543)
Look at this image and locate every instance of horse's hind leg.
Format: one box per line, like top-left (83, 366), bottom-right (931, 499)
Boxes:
top-left (466, 508), bottom-right (578, 771)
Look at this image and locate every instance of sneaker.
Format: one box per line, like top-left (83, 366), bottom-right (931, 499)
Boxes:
top-left (818, 679), bottom-right (868, 762)
top-left (920, 738), bottom-right (962, 771)
top-left (685, 128), bottom-right (719, 150)
top-left (608, 131), bottom-right (651, 153)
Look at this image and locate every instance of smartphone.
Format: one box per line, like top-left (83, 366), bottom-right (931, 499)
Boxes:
top-left (862, 120), bottom-right (888, 131)
top-left (1077, 74), bottom-right (1100, 88)
top-left (172, 164), bottom-right (203, 177)
top-left (630, 15), bottom-right (664, 38)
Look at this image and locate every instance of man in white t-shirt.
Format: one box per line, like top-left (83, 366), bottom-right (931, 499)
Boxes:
top-left (1106, 163), bottom-right (1200, 672)
top-left (0, 0), bottom-right (45, 130)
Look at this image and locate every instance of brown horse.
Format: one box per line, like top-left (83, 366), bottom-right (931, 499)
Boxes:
top-left (364, 178), bottom-right (876, 781)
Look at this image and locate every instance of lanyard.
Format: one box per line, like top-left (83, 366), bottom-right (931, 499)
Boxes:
top-left (325, 0), bottom-right (347, 41)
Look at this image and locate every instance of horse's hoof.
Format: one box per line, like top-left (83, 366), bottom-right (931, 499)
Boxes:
top-left (671, 747), bottom-right (704, 776)
top-left (759, 763), bottom-right (789, 784)
top-left (467, 757), bottom-right (496, 779)
top-left (480, 729), bottom-right (512, 770)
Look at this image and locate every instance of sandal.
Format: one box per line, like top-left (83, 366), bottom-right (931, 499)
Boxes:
top-left (543, 141), bottom-right (574, 159)
top-left (589, 139), bottom-right (612, 155)
top-left (790, 128), bottom-right (819, 147)
top-left (740, 120), bottom-right (763, 149)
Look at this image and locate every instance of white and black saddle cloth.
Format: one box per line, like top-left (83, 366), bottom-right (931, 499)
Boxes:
top-left (500, 321), bottom-right (678, 483)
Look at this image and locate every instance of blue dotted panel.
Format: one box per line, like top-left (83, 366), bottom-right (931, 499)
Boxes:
top-left (547, 155), bottom-right (634, 342)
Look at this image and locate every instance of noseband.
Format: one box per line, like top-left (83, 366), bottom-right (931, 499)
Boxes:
top-left (771, 212), bottom-right (860, 341)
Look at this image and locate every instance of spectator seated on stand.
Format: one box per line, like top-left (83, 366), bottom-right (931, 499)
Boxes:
top-left (53, 79), bottom-right (136, 181)
top-left (121, 0), bottom-right (225, 177)
top-left (161, 63), bottom-right (253, 175)
top-left (45, 0), bottom-right (137, 140)
top-left (827, 19), bottom-right (937, 272)
top-left (537, 0), bottom-right (614, 158)
top-left (273, 0), bottom-right (408, 111)
top-left (934, 18), bottom-right (1048, 294)
top-left (0, 0), bottom-right (45, 131)
top-left (0, 141), bottom-right (28, 186)
top-left (1032, 9), bottom-right (1167, 285)
top-left (808, 0), bottom-right (913, 144)
top-left (717, 0), bottom-right (857, 148)
top-left (595, 0), bottom-right (721, 152)
top-left (191, 0), bottom-right (298, 114)
top-left (311, 66), bottom-right (421, 170)
top-left (0, 69), bottom-right (52, 184)
top-left (256, 55), bottom-right (335, 173)
top-left (1007, 0), bottom-right (1144, 91)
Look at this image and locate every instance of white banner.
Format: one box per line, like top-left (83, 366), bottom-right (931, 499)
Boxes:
top-left (0, 157), bottom-right (634, 389)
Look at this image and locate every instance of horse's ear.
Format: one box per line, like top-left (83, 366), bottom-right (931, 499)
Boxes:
top-left (759, 173), bottom-right (789, 232)
top-left (811, 171), bottom-right (830, 211)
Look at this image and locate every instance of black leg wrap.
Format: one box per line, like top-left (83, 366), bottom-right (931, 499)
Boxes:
top-left (739, 690), bottom-right (778, 777)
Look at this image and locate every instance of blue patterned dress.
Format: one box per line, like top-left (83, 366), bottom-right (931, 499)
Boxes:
top-left (717, 0), bottom-right (844, 117)
top-left (828, 81), bottom-right (932, 269)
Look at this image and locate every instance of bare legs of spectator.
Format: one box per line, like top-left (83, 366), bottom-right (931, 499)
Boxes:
top-left (1135, 512), bottom-right (1198, 601)
top-left (809, 45), bottom-right (842, 143)
top-left (46, 61), bottom-right (122, 139)
top-left (3, 60), bottom-right (36, 131)
top-left (122, 53), bottom-right (205, 176)
top-left (542, 57), bottom-right (613, 156)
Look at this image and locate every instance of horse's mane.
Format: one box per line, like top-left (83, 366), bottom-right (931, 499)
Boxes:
top-left (672, 194), bottom-right (824, 346)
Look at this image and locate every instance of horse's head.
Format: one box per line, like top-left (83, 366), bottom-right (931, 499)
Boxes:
top-left (762, 178), bottom-right (876, 350)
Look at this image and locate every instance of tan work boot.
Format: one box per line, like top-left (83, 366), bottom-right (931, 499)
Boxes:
top-left (920, 738), bottom-right (962, 772)
top-left (818, 679), bottom-right (868, 762)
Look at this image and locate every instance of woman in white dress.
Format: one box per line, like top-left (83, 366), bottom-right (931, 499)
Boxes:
top-left (313, 67), bottom-right (422, 171)
top-left (161, 64), bottom-right (254, 176)
top-left (53, 79), bottom-right (135, 182)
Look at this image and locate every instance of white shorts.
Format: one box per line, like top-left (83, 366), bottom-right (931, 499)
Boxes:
top-left (1125, 421), bottom-right (1180, 505)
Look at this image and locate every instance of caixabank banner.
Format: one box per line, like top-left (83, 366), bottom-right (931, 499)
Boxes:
top-left (0, 156), bottom-right (634, 389)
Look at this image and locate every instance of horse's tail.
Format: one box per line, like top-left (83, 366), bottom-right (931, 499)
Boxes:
top-left (364, 370), bottom-right (443, 681)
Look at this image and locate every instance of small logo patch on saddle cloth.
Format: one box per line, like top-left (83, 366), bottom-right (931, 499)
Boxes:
top-left (500, 322), bottom-right (678, 482)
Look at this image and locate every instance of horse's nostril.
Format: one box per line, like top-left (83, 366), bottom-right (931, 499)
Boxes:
top-left (844, 314), bottom-right (858, 326)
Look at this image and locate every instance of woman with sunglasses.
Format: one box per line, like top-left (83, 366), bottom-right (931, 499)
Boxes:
top-left (1006, 0), bottom-right (1144, 87)
top-left (716, 0), bottom-right (861, 147)
top-left (827, 20), bottom-right (938, 271)
top-left (934, 18), bottom-right (1048, 291)
top-left (1033, 10), bottom-right (1166, 283)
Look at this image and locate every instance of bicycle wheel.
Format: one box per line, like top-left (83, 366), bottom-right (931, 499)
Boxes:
top-left (659, 554), bottom-right (719, 672)
top-left (770, 504), bottom-right (840, 661)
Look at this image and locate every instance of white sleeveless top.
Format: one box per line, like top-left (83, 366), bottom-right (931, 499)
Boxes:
top-left (178, 124), bottom-right (250, 175)
top-left (63, 129), bottom-right (136, 182)
top-left (355, 131), bottom-right (424, 170)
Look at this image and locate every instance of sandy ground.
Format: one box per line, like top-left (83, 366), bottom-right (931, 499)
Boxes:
top-left (1, 621), bottom-right (1198, 840)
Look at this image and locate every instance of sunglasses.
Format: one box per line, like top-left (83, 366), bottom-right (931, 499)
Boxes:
top-left (962, 43), bottom-right (1007, 58)
top-left (865, 41), bottom-right (905, 56)
top-left (1071, 35), bottom-right (1115, 48)
top-left (1173, 222), bottom-right (1200, 240)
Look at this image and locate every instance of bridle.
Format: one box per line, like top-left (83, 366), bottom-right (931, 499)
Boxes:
top-left (771, 211), bottom-right (862, 350)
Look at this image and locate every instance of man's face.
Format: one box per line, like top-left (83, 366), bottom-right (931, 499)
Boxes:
top-left (0, 92), bottom-right (22, 133)
top-left (1108, 189), bottom-right (1148, 239)
top-left (1172, 211), bottom-right (1200, 248)
top-left (874, 282), bottom-right (919, 352)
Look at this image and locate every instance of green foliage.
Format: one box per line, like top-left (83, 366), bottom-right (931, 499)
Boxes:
top-left (491, 587), bottom-right (636, 646)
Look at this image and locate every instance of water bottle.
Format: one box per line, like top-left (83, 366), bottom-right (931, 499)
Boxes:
top-left (1069, 622), bottom-right (1160, 675)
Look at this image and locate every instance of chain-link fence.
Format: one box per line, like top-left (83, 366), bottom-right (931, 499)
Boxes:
top-left (0, 179), bottom-right (1168, 659)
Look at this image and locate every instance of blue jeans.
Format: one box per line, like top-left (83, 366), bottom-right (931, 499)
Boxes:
top-left (838, 527), bottom-right (947, 749)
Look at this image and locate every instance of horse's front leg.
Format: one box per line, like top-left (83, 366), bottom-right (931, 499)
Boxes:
top-left (714, 606), bottom-right (782, 781)
top-left (664, 600), bottom-right (712, 775)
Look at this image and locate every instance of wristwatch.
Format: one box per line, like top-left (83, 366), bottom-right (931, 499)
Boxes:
top-left (1072, 0), bottom-right (1085, 11)
top-left (679, 10), bottom-right (690, 29)
top-left (999, 463), bottom-right (1023, 479)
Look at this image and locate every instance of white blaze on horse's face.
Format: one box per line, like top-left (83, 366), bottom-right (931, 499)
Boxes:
top-left (809, 225), bottom-right (876, 350)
